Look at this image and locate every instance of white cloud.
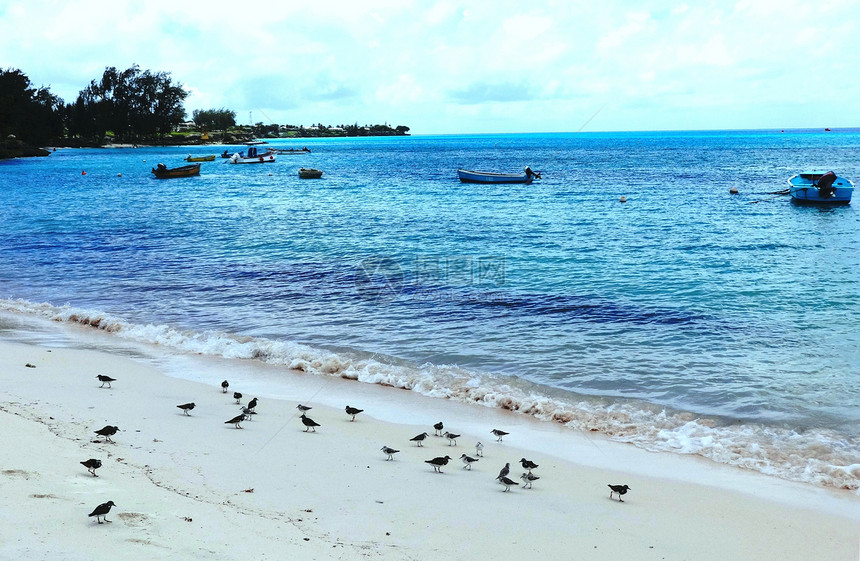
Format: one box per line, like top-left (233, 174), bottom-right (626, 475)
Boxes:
top-left (1, 0), bottom-right (858, 133)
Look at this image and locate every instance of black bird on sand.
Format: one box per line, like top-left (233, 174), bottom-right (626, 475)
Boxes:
top-left (520, 458), bottom-right (539, 472)
top-left (521, 472), bottom-right (540, 489)
top-left (491, 429), bottom-right (509, 442)
top-left (81, 458), bottom-right (102, 476)
top-left (496, 462), bottom-right (510, 481)
top-left (608, 484), bottom-right (631, 502)
top-left (301, 413), bottom-right (320, 432)
top-left (97, 375), bottom-right (116, 388)
top-left (225, 414), bottom-right (245, 429)
top-left (434, 421), bottom-right (444, 436)
top-left (460, 454), bottom-right (479, 470)
top-left (296, 404), bottom-right (312, 412)
top-left (443, 431), bottom-right (460, 446)
top-left (425, 455), bottom-right (452, 473)
top-left (177, 402), bottom-right (196, 415)
top-left (345, 405), bottom-right (363, 421)
top-left (498, 476), bottom-right (519, 492)
top-left (410, 432), bottom-right (430, 446)
top-left (221, 380), bottom-right (229, 393)
top-left (233, 392), bottom-right (243, 404)
top-left (94, 425), bottom-right (119, 443)
top-left (88, 500), bottom-right (116, 524)
top-left (246, 398), bottom-right (258, 415)
top-left (381, 446), bottom-right (400, 460)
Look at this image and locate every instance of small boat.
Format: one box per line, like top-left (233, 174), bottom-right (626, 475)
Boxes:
top-left (787, 171), bottom-right (853, 205)
top-left (228, 146), bottom-right (276, 164)
top-left (457, 166), bottom-right (540, 184)
top-left (244, 140), bottom-right (268, 146)
top-left (275, 147), bottom-right (311, 155)
top-left (298, 168), bottom-right (323, 179)
top-left (185, 154), bottom-right (216, 162)
top-left (151, 163), bottom-right (201, 178)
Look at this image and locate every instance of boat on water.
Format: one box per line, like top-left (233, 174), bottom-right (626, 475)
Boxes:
top-left (228, 146), bottom-right (276, 164)
top-left (275, 147), bottom-right (311, 155)
top-left (787, 170), bottom-right (853, 205)
top-left (298, 168), bottom-right (323, 179)
top-left (457, 166), bottom-right (541, 184)
top-left (151, 163), bottom-right (201, 179)
top-left (185, 154), bottom-right (216, 162)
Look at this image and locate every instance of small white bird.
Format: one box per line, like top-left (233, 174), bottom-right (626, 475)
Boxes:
top-left (443, 431), bottom-right (460, 446)
top-left (381, 446), bottom-right (400, 461)
top-left (521, 472), bottom-right (540, 489)
top-left (475, 441), bottom-right (484, 456)
top-left (460, 454), bottom-right (479, 470)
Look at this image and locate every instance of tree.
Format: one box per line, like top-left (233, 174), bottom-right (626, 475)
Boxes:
top-left (192, 108), bottom-right (236, 133)
top-left (0, 68), bottom-right (64, 147)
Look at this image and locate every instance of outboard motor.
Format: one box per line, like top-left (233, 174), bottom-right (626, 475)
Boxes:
top-left (817, 171), bottom-right (838, 198)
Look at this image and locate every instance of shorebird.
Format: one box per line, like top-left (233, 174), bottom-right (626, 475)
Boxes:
top-left (94, 425), bottom-right (119, 443)
top-left (80, 458), bottom-right (102, 476)
top-left (498, 476), bottom-right (519, 492)
top-left (88, 500), bottom-right (116, 524)
top-left (221, 380), bottom-right (229, 393)
top-left (381, 446), bottom-right (400, 461)
top-left (496, 462), bottom-right (510, 481)
top-left (521, 472), bottom-right (540, 489)
top-left (96, 375), bottom-right (116, 388)
top-left (608, 484), bottom-right (631, 502)
top-left (345, 405), bottom-right (364, 421)
top-left (410, 432), bottom-right (430, 446)
top-left (240, 406), bottom-right (254, 419)
top-left (300, 413), bottom-right (320, 432)
top-left (247, 397), bottom-right (258, 413)
top-left (233, 392), bottom-right (243, 404)
top-left (491, 429), bottom-right (509, 442)
top-left (520, 458), bottom-right (538, 472)
top-left (425, 455), bottom-right (452, 473)
top-left (460, 454), bottom-right (479, 470)
top-left (225, 414), bottom-right (245, 428)
top-left (296, 404), bottom-right (312, 412)
top-left (177, 402), bottom-right (195, 415)
top-left (434, 421), bottom-right (444, 436)
top-left (475, 442), bottom-right (484, 457)
top-left (443, 431), bottom-right (460, 446)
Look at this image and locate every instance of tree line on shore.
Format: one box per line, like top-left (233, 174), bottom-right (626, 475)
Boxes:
top-left (1, 65), bottom-right (410, 157)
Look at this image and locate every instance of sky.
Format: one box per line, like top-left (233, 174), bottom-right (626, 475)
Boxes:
top-left (1, 0), bottom-right (858, 134)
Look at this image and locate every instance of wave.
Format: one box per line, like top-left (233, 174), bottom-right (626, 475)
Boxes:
top-left (1, 297), bottom-right (858, 494)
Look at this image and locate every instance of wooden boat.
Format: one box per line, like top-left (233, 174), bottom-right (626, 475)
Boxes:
top-left (185, 154), bottom-right (216, 162)
top-left (151, 163), bottom-right (201, 178)
top-left (298, 168), bottom-right (323, 179)
top-left (274, 147), bottom-right (311, 154)
top-left (228, 146), bottom-right (276, 164)
top-left (787, 171), bottom-right (853, 205)
top-left (457, 166), bottom-right (541, 184)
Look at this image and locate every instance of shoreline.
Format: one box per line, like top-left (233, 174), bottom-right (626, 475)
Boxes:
top-left (0, 319), bottom-right (857, 560)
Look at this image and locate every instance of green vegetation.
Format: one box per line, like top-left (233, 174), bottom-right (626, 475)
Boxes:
top-left (1, 66), bottom-right (410, 159)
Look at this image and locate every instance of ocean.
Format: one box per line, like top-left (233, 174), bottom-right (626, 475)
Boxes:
top-left (1, 130), bottom-right (858, 492)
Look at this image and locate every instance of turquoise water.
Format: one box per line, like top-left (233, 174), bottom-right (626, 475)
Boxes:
top-left (1, 130), bottom-right (859, 491)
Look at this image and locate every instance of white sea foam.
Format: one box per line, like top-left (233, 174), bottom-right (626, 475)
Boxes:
top-left (2, 297), bottom-right (858, 494)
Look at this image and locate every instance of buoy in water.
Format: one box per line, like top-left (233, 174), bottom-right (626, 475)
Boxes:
top-left (729, 186), bottom-right (738, 194)
top-left (619, 196), bottom-right (627, 203)
top-left (117, 173), bottom-right (122, 177)
top-left (81, 171), bottom-right (87, 175)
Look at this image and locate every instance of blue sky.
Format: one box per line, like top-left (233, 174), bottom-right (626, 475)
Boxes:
top-left (1, 0), bottom-right (858, 134)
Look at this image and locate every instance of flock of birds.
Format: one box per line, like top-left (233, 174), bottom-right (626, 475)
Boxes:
top-left (83, 374), bottom-right (631, 524)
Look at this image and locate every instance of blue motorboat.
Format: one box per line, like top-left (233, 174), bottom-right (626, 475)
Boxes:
top-left (787, 171), bottom-right (854, 205)
top-left (457, 166), bottom-right (540, 184)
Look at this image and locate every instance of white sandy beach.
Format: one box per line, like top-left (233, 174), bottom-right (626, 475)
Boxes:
top-left (0, 325), bottom-right (858, 561)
